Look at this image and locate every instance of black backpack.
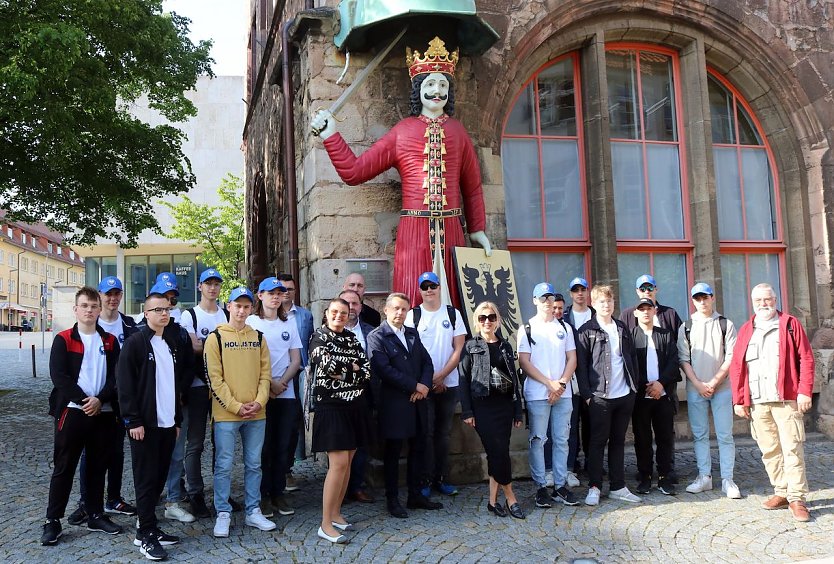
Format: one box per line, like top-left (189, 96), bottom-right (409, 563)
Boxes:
top-left (523, 317), bottom-right (568, 347)
top-left (683, 316), bottom-right (728, 356)
top-left (411, 305), bottom-right (457, 330)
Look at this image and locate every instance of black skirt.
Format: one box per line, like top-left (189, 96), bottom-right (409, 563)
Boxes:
top-left (472, 393), bottom-right (515, 485)
top-left (311, 403), bottom-right (373, 453)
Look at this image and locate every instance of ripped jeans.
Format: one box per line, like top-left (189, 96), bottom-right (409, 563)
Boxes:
top-left (527, 396), bottom-right (573, 489)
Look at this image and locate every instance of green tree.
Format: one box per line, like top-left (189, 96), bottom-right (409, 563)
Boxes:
top-left (164, 174), bottom-right (245, 300)
top-left (0, 0), bottom-right (213, 246)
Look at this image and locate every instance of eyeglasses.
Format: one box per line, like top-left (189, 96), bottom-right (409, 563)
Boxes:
top-left (146, 307), bottom-right (174, 314)
top-left (638, 285), bottom-right (656, 292)
top-left (478, 313), bottom-right (498, 323)
top-left (420, 283), bottom-right (439, 291)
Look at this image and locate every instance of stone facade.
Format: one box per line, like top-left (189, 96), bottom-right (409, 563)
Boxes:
top-left (243, 0), bottom-right (834, 480)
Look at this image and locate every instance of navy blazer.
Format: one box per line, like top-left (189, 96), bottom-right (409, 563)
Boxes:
top-left (291, 305), bottom-right (314, 367)
top-left (367, 321), bottom-right (434, 439)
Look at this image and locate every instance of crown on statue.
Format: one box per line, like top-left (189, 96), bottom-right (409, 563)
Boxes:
top-left (406, 37), bottom-right (459, 80)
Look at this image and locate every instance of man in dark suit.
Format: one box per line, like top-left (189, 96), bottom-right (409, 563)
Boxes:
top-left (367, 292), bottom-right (442, 518)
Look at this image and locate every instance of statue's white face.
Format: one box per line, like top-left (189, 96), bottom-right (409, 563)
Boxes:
top-left (420, 72), bottom-right (449, 117)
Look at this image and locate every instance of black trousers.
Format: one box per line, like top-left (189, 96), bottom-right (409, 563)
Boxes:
top-left (261, 398), bottom-right (298, 497)
top-left (46, 408), bottom-right (117, 519)
top-left (78, 416), bottom-right (125, 504)
top-left (587, 393), bottom-right (635, 491)
top-left (424, 386), bottom-right (457, 483)
top-left (568, 394), bottom-right (591, 471)
top-left (130, 426), bottom-right (176, 534)
top-left (632, 396), bottom-right (675, 478)
top-left (383, 405), bottom-right (427, 499)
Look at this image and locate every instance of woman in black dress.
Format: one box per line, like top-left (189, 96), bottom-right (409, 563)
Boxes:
top-left (459, 301), bottom-right (525, 519)
top-left (308, 298), bottom-right (372, 543)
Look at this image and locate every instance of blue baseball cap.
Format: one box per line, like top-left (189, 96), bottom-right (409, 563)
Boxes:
top-left (569, 277), bottom-right (589, 290)
top-left (228, 286), bottom-right (255, 303)
top-left (199, 268), bottom-right (223, 284)
top-left (147, 281), bottom-right (177, 299)
top-left (98, 276), bottom-right (123, 293)
top-left (691, 282), bottom-right (714, 297)
top-left (417, 271), bottom-right (440, 287)
top-left (258, 277), bottom-right (286, 292)
top-left (635, 274), bottom-right (657, 289)
top-left (533, 282), bottom-right (556, 298)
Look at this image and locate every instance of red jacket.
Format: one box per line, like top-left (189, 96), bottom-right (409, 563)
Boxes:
top-left (729, 312), bottom-right (814, 406)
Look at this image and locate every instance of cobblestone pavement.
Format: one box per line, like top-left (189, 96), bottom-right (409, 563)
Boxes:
top-left (1, 346), bottom-right (833, 563)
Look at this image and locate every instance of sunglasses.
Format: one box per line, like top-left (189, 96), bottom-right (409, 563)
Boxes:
top-left (537, 293), bottom-right (564, 303)
top-left (420, 283), bottom-right (439, 291)
top-left (638, 285), bottom-right (656, 292)
top-left (478, 313), bottom-right (498, 323)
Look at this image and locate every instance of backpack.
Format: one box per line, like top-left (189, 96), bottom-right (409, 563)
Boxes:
top-left (186, 306), bottom-right (230, 335)
top-left (524, 317), bottom-right (568, 347)
top-left (683, 316), bottom-right (728, 356)
top-left (411, 305), bottom-right (457, 330)
top-left (210, 328), bottom-right (263, 362)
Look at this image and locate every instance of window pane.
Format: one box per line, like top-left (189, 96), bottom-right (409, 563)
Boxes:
top-left (607, 50), bottom-right (639, 140)
top-left (101, 257), bottom-right (117, 279)
top-left (616, 253), bottom-right (650, 312)
top-left (148, 256), bottom-right (173, 288)
top-left (174, 254), bottom-right (197, 308)
top-left (612, 142), bottom-right (647, 238)
top-left (737, 105), bottom-right (761, 145)
top-left (618, 253), bottom-right (689, 320)
top-left (720, 254), bottom-right (749, 324)
top-left (646, 144), bottom-right (684, 239)
top-left (502, 139), bottom-right (543, 238)
top-left (708, 77), bottom-right (734, 144)
top-left (748, 254), bottom-right (782, 309)
top-left (538, 59), bottom-right (576, 137)
top-left (546, 253), bottom-right (586, 305)
top-left (741, 148), bottom-right (777, 240)
top-left (126, 256), bottom-right (148, 315)
top-left (542, 140), bottom-right (583, 238)
top-left (85, 257), bottom-right (101, 287)
top-left (511, 252), bottom-right (545, 322)
top-left (714, 147), bottom-right (743, 239)
top-left (505, 83), bottom-right (536, 136)
top-left (640, 52), bottom-right (677, 142)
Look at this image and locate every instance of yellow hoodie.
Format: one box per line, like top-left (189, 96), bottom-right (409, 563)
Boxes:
top-left (205, 323), bottom-right (271, 422)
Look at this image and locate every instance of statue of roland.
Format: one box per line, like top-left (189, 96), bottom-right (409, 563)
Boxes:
top-left (311, 36), bottom-right (492, 309)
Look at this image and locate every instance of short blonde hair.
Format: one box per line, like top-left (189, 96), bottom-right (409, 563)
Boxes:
top-left (472, 301), bottom-right (501, 335)
top-left (590, 284), bottom-right (614, 302)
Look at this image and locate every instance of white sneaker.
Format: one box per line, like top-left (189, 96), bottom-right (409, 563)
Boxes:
top-left (685, 475), bottom-right (713, 494)
top-left (566, 471), bottom-right (581, 488)
top-left (544, 471), bottom-right (554, 488)
top-left (213, 512), bottom-right (231, 538)
top-left (245, 508), bottom-right (276, 531)
top-left (609, 487), bottom-right (641, 503)
top-left (164, 502), bottom-right (195, 523)
top-left (722, 478), bottom-right (742, 499)
top-left (585, 486), bottom-right (601, 506)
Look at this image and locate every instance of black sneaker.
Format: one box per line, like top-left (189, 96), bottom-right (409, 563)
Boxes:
top-left (535, 487), bottom-right (552, 508)
top-left (87, 513), bottom-right (123, 535)
top-left (139, 536), bottom-right (168, 561)
top-left (105, 498), bottom-right (137, 515)
top-left (406, 493), bottom-right (443, 510)
top-left (636, 478), bottom-right (652, 495)
top-left (189, 493), bottom-right (211, 519)
top-left (658, 476), bottom-right (676, 496)
top-left (40, 519), bottom-right (62, 545)
top-left (133, 527), bottom-right (180, 547)
top-left (552, 486), bottom-right (579, 506)
top-left (67, 503), bottom-right (88, 526)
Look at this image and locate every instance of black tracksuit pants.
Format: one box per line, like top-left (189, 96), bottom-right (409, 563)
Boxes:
top-left (129, 426), bottom-right (176, 535)
top-left (632, 396), bottom-right (675, 479)
top-left (587, 392), bottom-right (635, 491)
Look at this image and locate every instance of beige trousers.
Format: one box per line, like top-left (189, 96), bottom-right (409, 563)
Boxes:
top-left (750, 401), bottom-right (809, 502)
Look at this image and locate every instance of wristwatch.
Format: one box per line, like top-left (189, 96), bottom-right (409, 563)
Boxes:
top-left (559, 381), bottom-right (567, 389)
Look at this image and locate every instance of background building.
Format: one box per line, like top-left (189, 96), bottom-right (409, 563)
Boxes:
top-left (83, 75), bottom-right (246, 315)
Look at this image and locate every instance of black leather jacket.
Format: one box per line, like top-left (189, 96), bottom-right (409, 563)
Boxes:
top-left (458, 336), bottom-right (523, 422)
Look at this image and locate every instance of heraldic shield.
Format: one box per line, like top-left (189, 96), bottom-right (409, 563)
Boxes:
top-left (453, 247), bottom-right (522, 344)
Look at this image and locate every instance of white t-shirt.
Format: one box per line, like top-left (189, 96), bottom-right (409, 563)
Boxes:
top-left (517, 316), bottom-right (576, 401)
top-left (182, 305), bottom-right (228, 387)
top-left (642, 328), bottom-right (665, 398)
top-left (169, 307), bottom-right (182, 325)
top-left (68, 331), bottom-right (108, 411)
top-left (405, 306), bottom-right (467, 388)
top-left (97, 315), bottom-right (125, 346)
top-left (571, 308), bottom-right (592, 329)
top-left (600, 319), bottom-right (630, 399)
top-left (151, 336), bottom-right (176, 428)
top-left (247, 315), bottom-right (302, 399)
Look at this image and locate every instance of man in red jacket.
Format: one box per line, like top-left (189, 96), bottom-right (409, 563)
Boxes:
top-left (729, 283), bottom-right (814, 522)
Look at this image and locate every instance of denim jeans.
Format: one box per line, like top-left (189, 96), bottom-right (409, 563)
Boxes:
top-left (687, 384), bottom-right (735, 479)
top-left (527, 396), bottom-right (573, 488)
top-left (213, 419), bottom-right (266, 515)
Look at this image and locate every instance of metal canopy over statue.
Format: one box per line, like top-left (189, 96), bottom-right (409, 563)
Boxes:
top-left (311, 36), bottom-right (492, 309)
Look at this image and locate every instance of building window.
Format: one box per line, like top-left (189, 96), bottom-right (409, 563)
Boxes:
top-left (57, 245), bottom-right (62, 255)
top-left (8, 254), bottom-right (13, 267)
top-left (31, 236), bottom-right (37, 248)
top-left (21, 283), bottom-right (27, 298)
top-left (58, 268), bottom-right (65, 282)
top-left (6, 227), bottom-right (11, 238)
top-left (71, 271), bottom-right (77, 284)
top-left (21, 233), bottom-right (27, 245)
top-left (20, 257), bottom-right (28, 271)
top-left (48, 242), bottom-right (53, 253)
top-left (9, 280), bottom-right (15, 294)
top-left (70, 250), bottom-right (75, 260)
top-left (0, 279), bottom-right (3, 292)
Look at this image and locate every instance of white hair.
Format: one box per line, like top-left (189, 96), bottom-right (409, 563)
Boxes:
top-left (750, 283), bottom-right (776, 299)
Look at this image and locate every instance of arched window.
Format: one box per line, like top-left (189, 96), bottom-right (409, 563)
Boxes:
top-left (501, 53), bottom-right (587, 319)
top-left (708, 71), bottom-right (785, 323)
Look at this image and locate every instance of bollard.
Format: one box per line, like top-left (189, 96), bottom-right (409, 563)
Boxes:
top-left (18, 329), bottom-right (23, 362)
top-left (32, 344), bottom-right (36, 378)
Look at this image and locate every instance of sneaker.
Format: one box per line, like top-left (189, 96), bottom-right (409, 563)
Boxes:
top-left (259, 498), bottom-right (274, 518)
top-left (635, 478), bottom-right (652, 495)
top-left (609, 487), bottom-right (642, 503)
top-left (566, 471), bottom-right (581, 488)
top-left (722, 478), bottom-right (742, 499)
top-left (68, 503), bottom-right (88, 526)
top-left (139, 536), bottom-right (167, 561)
top-left (419, 485), bottom-right (431, 498)
top-left (272, 495), bottom-right (295, 516)
top-left (133, 528), bottom-right (180, 547)
top-left (685, 474), bottom-right (713, 494)
top-left (245, 508), bottom-right (277, 531)
top-left (164, 502), bottom-right (195, 523)
top-left (285, 474), bottom-right (299, 492)
top-left (585, 487), bottom-right (601, 506)
top-left (552, 486), bottom-right (579, 506)
top-left (40, 519), bottom-right (62, 545)
top-left (657, 477), bottom-right (676, 496)
top-left (544, 470), bottom-right (554, 487)
top-left (189, 493), bottom-right (211, 518)
top-left (214, 512), bottom-right (231, 538)
top-left (434, 482), bottom-right (459, 496)
top-left (87, 513), bottom-right (123, 535)
top-left (535, 487), bottom-right (552, 508)
top-left (105, 498), bottom-right (137, 515)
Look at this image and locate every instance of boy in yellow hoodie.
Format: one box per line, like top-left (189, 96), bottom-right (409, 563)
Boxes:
top-left (204, 287), bottom-right (274, 537)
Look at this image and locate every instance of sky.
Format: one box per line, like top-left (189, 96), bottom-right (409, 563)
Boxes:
top-left (163, 0), bottom-right (248, 76)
